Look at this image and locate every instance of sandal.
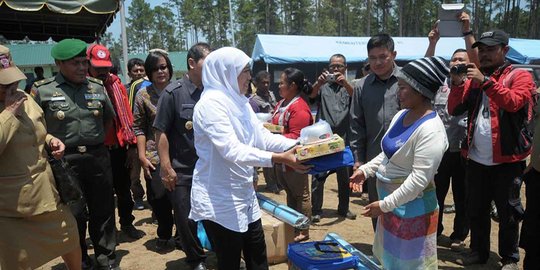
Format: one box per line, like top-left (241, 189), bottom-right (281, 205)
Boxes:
top-left (294, 234), bottom-right (310, 242)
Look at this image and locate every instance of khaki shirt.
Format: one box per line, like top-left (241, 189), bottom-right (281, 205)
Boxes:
top-left (0, 91), bottom-right (59, 217)
top-left (32, 73), bottom-right (115, 147)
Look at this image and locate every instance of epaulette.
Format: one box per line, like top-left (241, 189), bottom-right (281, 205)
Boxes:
top-left (87, 76), bottom-right (104, 85)
top-left (33, 77), bottom-right (55, 88)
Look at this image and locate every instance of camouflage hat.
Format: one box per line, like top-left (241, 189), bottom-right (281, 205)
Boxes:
top-left (51, 39), bottom-right (87, 60)
top-left (0, 45), bottom-right (27, 85)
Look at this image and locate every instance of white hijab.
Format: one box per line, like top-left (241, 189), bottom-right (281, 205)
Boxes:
top-left (201, 47), bottom-right (252, 117)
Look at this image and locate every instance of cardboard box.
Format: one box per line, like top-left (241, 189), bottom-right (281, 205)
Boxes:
top-left (261, 210), bottom-right (295, 264)
top-left (263, 122), bottom-right (285, 134)
top-left (295, 134), bottom-right (345, 160)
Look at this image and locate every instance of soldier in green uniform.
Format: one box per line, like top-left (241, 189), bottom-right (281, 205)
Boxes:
top-left (31, 39), bottom-right (120, 270)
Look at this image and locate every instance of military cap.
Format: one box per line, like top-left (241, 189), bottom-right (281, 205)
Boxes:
top-left (51, 39), bottom-right (87, 60)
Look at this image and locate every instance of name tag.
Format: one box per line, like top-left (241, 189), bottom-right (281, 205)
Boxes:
top-left (85, 93), bottom-right (102, 100)
top-left (51, 96), bottom-right (66, 101)
top-left (182, 104), bottom-right (195, 109)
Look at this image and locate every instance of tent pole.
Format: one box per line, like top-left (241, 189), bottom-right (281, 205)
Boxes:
top-left (120, 0), bottom-right (129, 82)
top-left (266, 63), bottom-right (269, 72)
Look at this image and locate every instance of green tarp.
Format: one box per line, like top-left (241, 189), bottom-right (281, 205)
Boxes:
top-left (0, 0), bottom-right (118, 42)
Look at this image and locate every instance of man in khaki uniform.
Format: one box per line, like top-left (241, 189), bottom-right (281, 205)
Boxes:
top-left (31, 39), bottom-right (119, 270)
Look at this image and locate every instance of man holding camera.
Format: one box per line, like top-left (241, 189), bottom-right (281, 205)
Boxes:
top-left (308, 54), bottom-right (355, 223)
top-left (448, 30), bottom-right (536, 269)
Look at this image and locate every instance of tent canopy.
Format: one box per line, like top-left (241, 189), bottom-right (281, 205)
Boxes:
top-left (252, 34), bottom-right (540, 65)
top-left (0, 0), bottom-right (118, 42)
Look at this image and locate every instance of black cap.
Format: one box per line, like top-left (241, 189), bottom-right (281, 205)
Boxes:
top-left (472, 30), bottom-right (509, 48)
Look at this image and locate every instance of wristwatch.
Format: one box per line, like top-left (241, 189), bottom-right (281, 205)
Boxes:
top-left (462, 30), bottom-right (473, 37)
top-left (483, 75), bottom-right (490, 84)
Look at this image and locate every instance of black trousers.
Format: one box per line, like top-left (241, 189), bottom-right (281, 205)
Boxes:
top-left (145, 165), bottom-right (174, 240)
top-left (65, 146), bottom-right (116, 267)
top-left (434, 151), bottom-right (469, 240)
top-left (127, 147), bottom-right (145, 201)
top-left (203, 219), bottom-right (268, 270)
top-left (520, 168), bottom-right (540, 269)
top-left (168, 182), bottom-right (206, 265)
top-left (109, 147), bottom-right (135, 227)
top-left (311, 166), bottom-right (352, 215)
top-left (466, 160), bottom-right (523, 263)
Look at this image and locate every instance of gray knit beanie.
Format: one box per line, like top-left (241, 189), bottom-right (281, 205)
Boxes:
top-left (396, 56), bottom-right (449, 100)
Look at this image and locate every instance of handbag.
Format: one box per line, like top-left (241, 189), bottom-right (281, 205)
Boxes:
top-left (47, 152), bottom-right (83, 205)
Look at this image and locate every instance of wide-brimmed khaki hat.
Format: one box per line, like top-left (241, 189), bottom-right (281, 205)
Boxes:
top-left (0, 45), bottom-right (26, 85)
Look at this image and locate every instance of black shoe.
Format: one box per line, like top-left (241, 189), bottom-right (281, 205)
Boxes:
top-left (456, 251), bottom-right (487, 266)
top-left (192, 262), bottom-right (207, 270)
top-left (443, 204), bottom-right (456, 214)
top-left (134, 199), bottom-right (145, 210)
top-left (338, 210), bottom-right (357, 220)
top-left (155, 238), bottom-right (173, 252)
top-left (99, 264), bottom-right (120, 270)
top-left (311, 214), bottom-right (321, 223)
top-left (174, 236), bottom-right (183, 250)
top-left (501, 259), bottom-right (519, 270)
top-left (82, 256), bottom-right (94, 270)
top-left (121, 225), bottom-right (146, 239)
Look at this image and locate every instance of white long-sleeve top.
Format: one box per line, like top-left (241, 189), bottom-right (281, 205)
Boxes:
top-left (189, 47), bottom-right (297, 233)
top-left (359, 109), bottom-right (448, 213)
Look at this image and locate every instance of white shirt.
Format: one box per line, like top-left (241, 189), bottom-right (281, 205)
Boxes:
top-left (359, 109), bottom-right (448, 213)
top-left (189, 47), bottom-right (297, 232)
top-left (469, 92), bottom-right (500, 166)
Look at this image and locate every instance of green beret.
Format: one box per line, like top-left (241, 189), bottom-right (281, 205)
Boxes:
top-left (51, 39), bottom-right (87, 60)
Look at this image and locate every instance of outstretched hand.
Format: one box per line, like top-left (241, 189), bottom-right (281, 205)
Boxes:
top-left (349, 168), bottom-right (366, 193)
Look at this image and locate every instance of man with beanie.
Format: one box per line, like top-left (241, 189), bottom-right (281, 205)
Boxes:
top-left (87, 44), bottom-right (145, 240)
top-left (448, 30), bottom-right (536, 269)
top-left (349, 34), bottom-right (401, 230)
top-left (32, 39), bottom-right (120, 270)
top-left (350, 56), bottom-right (449, 270)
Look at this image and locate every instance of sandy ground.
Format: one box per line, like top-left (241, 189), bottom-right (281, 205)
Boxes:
top-left (39, 172), bottom-right (525, 270)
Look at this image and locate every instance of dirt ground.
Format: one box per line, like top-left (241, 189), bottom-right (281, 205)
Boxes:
top-left (39, 172), bottom-right (525, 270)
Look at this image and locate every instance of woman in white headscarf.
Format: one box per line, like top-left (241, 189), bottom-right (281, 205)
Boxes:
top-left (189, 47), bottom-right (308, 270)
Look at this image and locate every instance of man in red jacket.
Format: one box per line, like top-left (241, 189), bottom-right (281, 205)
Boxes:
top-left (448, 30), bottom-right (536, 270)
top-left (87, 44), bottom-right (145, 240)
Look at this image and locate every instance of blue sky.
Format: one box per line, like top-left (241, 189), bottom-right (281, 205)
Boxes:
top-left (109, 0), bottom-right (167, 39)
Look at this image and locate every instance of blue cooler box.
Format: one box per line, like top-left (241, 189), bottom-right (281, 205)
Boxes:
top-left (288, 240), bottom-right (359, 270)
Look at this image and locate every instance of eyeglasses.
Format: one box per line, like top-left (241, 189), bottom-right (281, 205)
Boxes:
top-left (329, 64), bottom-right (345, 69)
top-left (368, 55), bottom-right (391, 64)
top-left (153, 65), bottom-right (168, 72)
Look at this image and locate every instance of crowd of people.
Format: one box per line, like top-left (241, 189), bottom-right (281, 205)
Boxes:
top-left (0, 10), bottom-right (539, 270)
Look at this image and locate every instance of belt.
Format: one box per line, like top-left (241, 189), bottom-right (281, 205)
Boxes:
top-left (65, 144), bottom-right (104, 154)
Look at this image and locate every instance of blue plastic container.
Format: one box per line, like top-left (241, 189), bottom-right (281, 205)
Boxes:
top-left (288, 240), bottom-right (359, 270)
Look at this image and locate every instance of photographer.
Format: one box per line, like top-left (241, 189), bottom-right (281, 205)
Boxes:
top-left (308, 54), bottom-right (356, 223)
top-left (448, 30), bottom-right (536, 269)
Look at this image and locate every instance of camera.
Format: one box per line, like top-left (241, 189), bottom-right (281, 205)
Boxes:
top-left (450, 64), bottom-right (468, 74)
top-left (326, 73), bottom-right (336, 83)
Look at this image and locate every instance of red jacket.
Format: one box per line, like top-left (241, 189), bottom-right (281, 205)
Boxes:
top-left (271, 97), bottom-right (313, 139)
top-left (448, 63), bottom-right (536, 163)
top-left (103, 74), bottom-right (137, 147)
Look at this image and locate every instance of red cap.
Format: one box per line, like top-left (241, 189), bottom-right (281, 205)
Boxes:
top-left (87, 44), bottom-right (112, 68)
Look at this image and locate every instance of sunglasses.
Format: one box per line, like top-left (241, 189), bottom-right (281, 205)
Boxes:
top-left (153, 65), bottom-right (168, 72)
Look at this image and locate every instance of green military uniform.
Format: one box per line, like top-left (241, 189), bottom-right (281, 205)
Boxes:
top-left (31, 39), bottom-right (120, 269)
top-left (32, 74), bottom-right (115, 147)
